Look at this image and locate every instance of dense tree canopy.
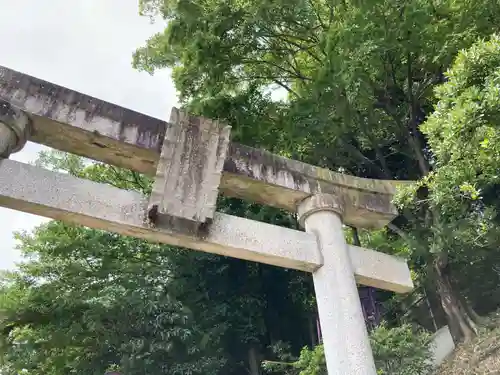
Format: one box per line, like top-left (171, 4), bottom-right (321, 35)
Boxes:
top-left (421, 34), bottom-right (500, 217)
top-left (134, 0), bottom-right (500, 177)
top-left (397, 33), bottom-right (500, 335)
top-left (133, 0), bottom-right (500, 342)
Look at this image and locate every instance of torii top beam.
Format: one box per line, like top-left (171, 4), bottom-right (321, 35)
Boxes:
top-left (0, 65), bottom-right (405, 229)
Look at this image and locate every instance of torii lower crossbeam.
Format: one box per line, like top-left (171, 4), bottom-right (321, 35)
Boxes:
top-left (0, 158), bottom-right (412, 293)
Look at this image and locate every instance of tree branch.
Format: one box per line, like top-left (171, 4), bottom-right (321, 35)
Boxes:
top-left (351, 227), bottom-right (361, 246)
top-left (259, 29), bottom-right (323, 62)
top-left (242, 58), bottom-right (313, 81)
top-left (387, 223), bottom-right (411, 241)
top-left (339, 139), bottom-right (390, 179)
top-left (407, 52), bottom-right (430, 176)
top-left (131, 171), bottom-right (147, 192)
top-left (272, 79), bottom-right (299, 98)
top-left (307, 0), bottom-right (327, 29)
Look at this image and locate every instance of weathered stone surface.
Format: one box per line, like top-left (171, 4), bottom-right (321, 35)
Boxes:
top-left (0, 65), bottom-right (407, 228)
top-left (149, 108), bottom-right (231, 223)
top-left (349, 245), bottom-right (412, 293)
top-left (0, 99), bottom-right (30, 157)
top-left (0, 65), bottom-right (165, 171)
top-left (297, 193), bottom-right (413, 293)
top-left (299, 198), bottom-right (378, 375)
top-left (296, 193), bottom-right (412, 374)
top-left (0, 158), bottom-right (320, 271)
top-left (223, 144), bottom-right (404, 228)
top-left (0, 67), bottom-right (415, 375)
top-left (296, 193), bottom-right (345, 227)
top-left (0, 158), bottom-right (412, 292)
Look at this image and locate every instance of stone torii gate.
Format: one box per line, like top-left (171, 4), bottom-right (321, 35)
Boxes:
top-left (0, 66), bottom-right (413, 374)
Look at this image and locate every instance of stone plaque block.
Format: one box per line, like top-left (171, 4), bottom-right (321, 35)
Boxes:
top-left (149, 108), bottom-right (231, 223)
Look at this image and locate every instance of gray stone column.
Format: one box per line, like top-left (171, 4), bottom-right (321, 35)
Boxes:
top-left (0, 100), bottom-right (30, 157)
top-left (298, 193), bottom-right (377, 375)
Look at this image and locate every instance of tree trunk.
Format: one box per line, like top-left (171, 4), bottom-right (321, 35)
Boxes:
top-left (433, 252), bottom-right (478, 343)
top-left (308, 314), bottom-right (317, 347)
top-left (457, 292), bottom-right (489, 327)
top-left (423, 287), bottom-right (438, 331)
top-left (248, 346), bottom-right (261, 375)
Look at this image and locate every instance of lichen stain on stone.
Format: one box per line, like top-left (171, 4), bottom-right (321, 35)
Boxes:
top-left (0, 65), bottom-right (167, 150)
top-left (0, 99), bottom-right (16, 119)
top-left (226, 143), bottom-right (315, 191)
top-left (315, 167), bottom-right (333, 182)
top-left (355, 191), bottom-right (397, 217)
top-left (91, 141), bottom-right (107, 149)
top-left (225, 142), bottom-right (396, 201)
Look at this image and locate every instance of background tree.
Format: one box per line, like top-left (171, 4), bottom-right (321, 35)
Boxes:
top-left (133, 0), bottom-right (500, 342)
top-left (396, 33), bottom-right (500, 340)
top-left (0, 222), bottom-right (225, 375)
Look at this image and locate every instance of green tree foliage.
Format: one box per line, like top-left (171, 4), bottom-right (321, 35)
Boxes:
top-left (420, 34), bottom-right (500, 219)
top-left (133, 0), bottom-right (500, 342)
top-left (370, 324), bottom-right (432, 375)
top-left (134, 0), bottom-right (500, 176)
top-left (0, 222), bottom-right (224, 375)
top-left (262, 324), bottom-right (432, 375)
top-left (397, 34), bottom-right (500, 339)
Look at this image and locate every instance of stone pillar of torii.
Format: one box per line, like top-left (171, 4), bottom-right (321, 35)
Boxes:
top-left (0, 65), bottom-right (413, 374)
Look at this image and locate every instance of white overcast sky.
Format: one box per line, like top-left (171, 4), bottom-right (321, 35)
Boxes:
top-left (0, 0), bottom-right (178, 270)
